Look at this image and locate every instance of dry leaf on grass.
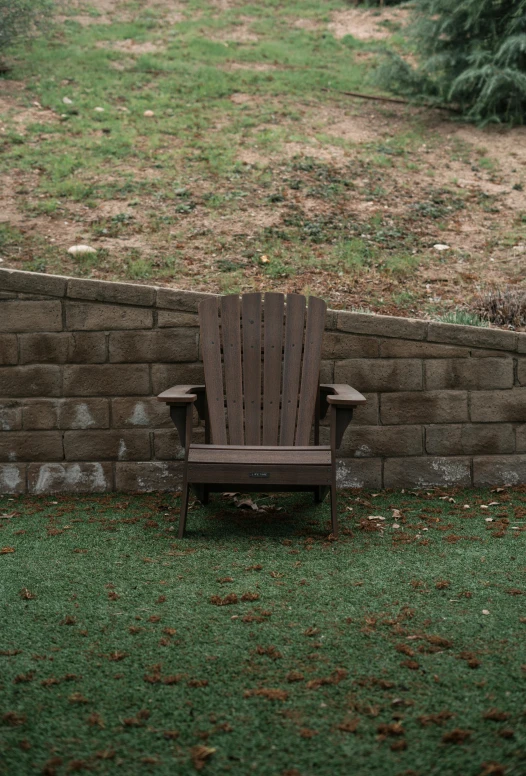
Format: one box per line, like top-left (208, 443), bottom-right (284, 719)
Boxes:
top-left (19, 588), bottom-right (36, 599)
top-left (190, 745), bottom-right (216, 770)
top-left (210, 594), bottom-right (238, 606)
top-left (244, 688), bottom-right (288, 701)
top-left (286, 671), bottom-right (304, 683)
top-left (483, 708), bottom-right (510, 721)
top-left (442, 728), bottom-right (472, 744)
top-left (2, 712), bottom-right (26, 726)
top-left (1, 547), bottom-right (15, 554)
top-left (337, 718), bottom-right (359, 733)
top-left (418, 710), bottom-right (455, 726)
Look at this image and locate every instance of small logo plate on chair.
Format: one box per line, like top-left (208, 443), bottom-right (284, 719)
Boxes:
top-left (250, 472), bottom-right (270, 478)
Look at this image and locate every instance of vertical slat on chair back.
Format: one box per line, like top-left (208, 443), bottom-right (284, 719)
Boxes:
top-left (279, 294), bottom-right (306, 445)
top-left (198, 292), bottom-right (326, 446)
top-left (242, 293), bottom-right (262, 445)
top-left (262, 293), bottom-right (284, 445)
top-left (220, 295), bottom-right (244, 445)
top-left (295, 296), bottom-right (326, 444)
top-left (199, 297), bottom-right (228, 445)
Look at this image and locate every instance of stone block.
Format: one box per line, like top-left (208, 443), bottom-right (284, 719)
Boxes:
top-left (65, 302), bottom-right (152, 331)
top-left (425, 358), bottom-right (513, 390)
top-left (351, 393), bottom-right (378, 426)
top-left (19, 332), bottom-right (107, 364)
top-left (156, 287), bottom-right (216, 312)
top-left (67, 277), bottom-right (155, 306)
top-left (112, 398), bottom-right (172, 429)
top-left (0, 301), bottom-right (62, 332)
top-left (322, 332), bottom-right (379, 359)
top-left (63, 364), bottom-right (150, 396)
top-left (340, 425), bottom-right (422, 458)
top-left (0, 365), bottom-right (61, 397)
top-left (109, 329), bottom-right (199, 363)
top-left (384, 457), bottom-right (471, 488)
top-left (334, 359), bottom-right (422, 392)
top-left (0, 463), bottom-right (26, 493)
top-left (335, 458), bottom-right (382, 489)
top-left (157, 311), bottom-right (199, 328)
top-left (337, 311), bottom-right (427, 341)
top-left (22, 399), bottom-right (110, 430)
top-left (115, 461), bottom-right (183, 492)
top-left (516, 425), bottom-right (526, 453)
top-left (379, 340), bottom-right (469, 358)
top-left (518, 334), bottom-right (526, 354)
top-left (427, 322), bottom-right (517, 351)
top-left (470, 390), bottom-right (526, 422)
top-left (0, 402), bottom-right (21, 431)
top-left (0, 335), bottom-right (18, 365)
top-left (28, 462), bottom-right (113, 494)
top-left (154, 427), bottom-right (205, 460)
top-left (0, 432), bottom-right (63, 462)
top-left (473, 455), bottom-right (526, 487)
top-left (0, 268), bottom-right (67, 297)
top-left (518, 359), bottom-right (526, 386)
top-left (381, 391), bottom-right (468, 425)
top-left (151, 363), bottom-right (205, 395)
top-left (426, 424), bottom-right (515, 456)
top-left (325, 310), bottom-right (337, 330)
top-left (22, 399), bottom-right (60, 430)
top-left (319, 360), bottom-right (333, 384)
top-left (64, 429), bottom-right (151, 461)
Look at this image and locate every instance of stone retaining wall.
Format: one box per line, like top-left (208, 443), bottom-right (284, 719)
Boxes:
top-left (1, 268), bottom-right (525, 494)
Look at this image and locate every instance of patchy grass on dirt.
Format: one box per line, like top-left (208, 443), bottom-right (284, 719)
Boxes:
top-left (0, 0), bottom-right (525, 323)
top-left (1, 487), bottom-right (525, 775)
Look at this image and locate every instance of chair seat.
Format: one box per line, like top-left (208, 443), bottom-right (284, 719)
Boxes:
top-left (187, 444), bottom-right (332, 486)
top-left (188, 445), bottom-right (331, 465)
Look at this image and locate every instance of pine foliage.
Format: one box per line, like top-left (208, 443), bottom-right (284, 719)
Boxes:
top-left (375, 0), bottom-right (526, 124)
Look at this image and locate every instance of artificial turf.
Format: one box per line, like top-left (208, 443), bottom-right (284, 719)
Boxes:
top-left (0, 487), bottom-right (525, 776)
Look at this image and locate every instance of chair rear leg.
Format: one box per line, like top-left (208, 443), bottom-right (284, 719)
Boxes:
top-left (178, 481), bottom-right (190, 539)
top-left (330, 481), bottom-right (338, 538)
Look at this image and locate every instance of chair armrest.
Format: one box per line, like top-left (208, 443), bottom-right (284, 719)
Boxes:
top-left (322, 384), bottom-right (366, 406)
top-left (320, 385), bottom-right (366, 449)
top-left (157, 386), bottom-right (206, 449)
top-left (156, 385), bottom-right (204, 404)
top-left (319, 384), bottom-right (366, 420)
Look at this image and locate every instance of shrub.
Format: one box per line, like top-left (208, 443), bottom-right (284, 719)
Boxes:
top-left (375, 0), bottom-right (526, 124)
top-left (474, 287), bottom-right (526, 329)
top-left (0, 0), bottom-right (54, 56)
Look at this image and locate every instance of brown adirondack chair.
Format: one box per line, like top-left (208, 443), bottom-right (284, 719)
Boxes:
top-left (157, 293), bottom-right (366, 538)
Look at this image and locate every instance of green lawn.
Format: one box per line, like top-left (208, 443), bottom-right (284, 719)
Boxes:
top-left (1, 487), bottom-right (525, 775)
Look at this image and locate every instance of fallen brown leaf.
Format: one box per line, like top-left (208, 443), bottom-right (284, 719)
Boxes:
top-left (483, 708), bottom-right (510, 721)
top-left (210, 594), bottom-right (238, 606)
top-left (442, 728), bottom-right (472, 744)
top-left (244, 688), bottom-right (288, 701)
top-left (336, 718), bottom-right (359, 733)
top-left (190, 745), bottom-right (216, 771)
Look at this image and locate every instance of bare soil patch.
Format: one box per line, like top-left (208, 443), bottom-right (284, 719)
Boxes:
top-left (329, 7), bottom-right (409, 41)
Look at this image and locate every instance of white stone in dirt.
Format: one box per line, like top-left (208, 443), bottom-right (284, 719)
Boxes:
top-left (433, 244), bottom-right (450, 251)
top-left (63, 97), bottom-right (73, 104)
top-left (143, 110), bottom-right (155, 117)
top-left (67, 245), bottom-right (97, 256)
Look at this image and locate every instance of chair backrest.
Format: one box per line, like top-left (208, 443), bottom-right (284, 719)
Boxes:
top-left (199, 292), bottom-right (326, 446)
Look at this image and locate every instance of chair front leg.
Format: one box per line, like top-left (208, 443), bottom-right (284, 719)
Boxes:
top-left (178, 403), bottom-right (193, 539)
